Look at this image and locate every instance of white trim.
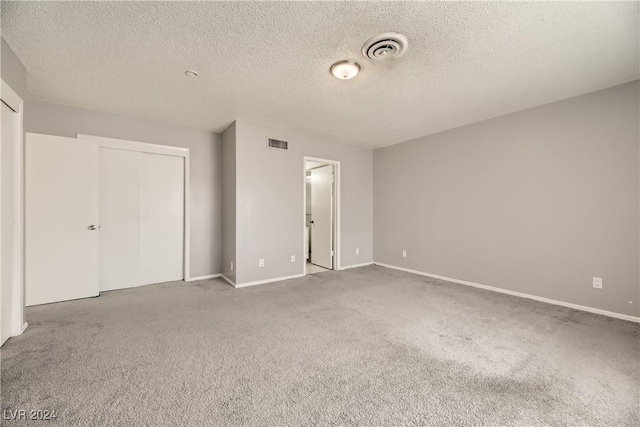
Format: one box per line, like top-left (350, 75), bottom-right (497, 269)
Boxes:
top-left (0, 80), bottom-right (22, 113)
top-left (340, 262), bottom-right (374, 271)
top-left (234, 273), bottom-right (306, 289)
top-left (77, 134), bottom-right (189, 156)
top-left (220, 274), bottom-right (235, 287)
top-left (374, 262), bottom-right (640, 323)
top-left (0, 79), bottom-right (26, 341)
top-left (183, 154), bottom-right (191, 280)
top-left (185, 274), bottom-right (221, 282)
top-left (77, 134), bottom-right (192, 281)
top-left (303, 156), bottom-right (341, 275)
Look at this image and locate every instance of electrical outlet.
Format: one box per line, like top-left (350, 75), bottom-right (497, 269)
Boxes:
top-left (593, 277), bottom-right (602, 289)
top-left (402, 250), bottom-right (407, 258)
top-left (230, 262), bottom-right (234, 272)
top-left (259, 259), bottom-right (265, 268)
top-left (355, 248), bottom-right (360, 255)
top-left (291, 255), bottom-right (295, 262)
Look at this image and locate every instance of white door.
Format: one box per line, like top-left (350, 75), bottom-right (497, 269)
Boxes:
top-left (1, 101), bottom-right (17, 344)
top-left (26, 134), bottom-right (99, 306)
top-left (310, 165), bottom-right (333, 269)
top-left (139, 153), bottom-right (184, 285)
top-left (99, 148), bottom-right (141, 291)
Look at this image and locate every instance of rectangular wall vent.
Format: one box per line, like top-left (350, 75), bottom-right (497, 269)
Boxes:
top-left (267, 138), bottom-right (288, 151)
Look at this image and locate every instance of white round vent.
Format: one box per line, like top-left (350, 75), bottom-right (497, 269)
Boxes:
top-left (362, 32), bottom-right (408, 62)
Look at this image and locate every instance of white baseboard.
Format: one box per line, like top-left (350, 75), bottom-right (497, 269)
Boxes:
top-left (233, 273), bottom-right (306, 289)
top-left (185, 273), bottom-right (221, 282)
top-left (220, 274), bottom-right (235, 287)
top-left (374, 262), bottom-right (640, 323)
top-left (340, 262), bottom-right (374, 270)
top-left (22, 322), bottom-right (28, 333)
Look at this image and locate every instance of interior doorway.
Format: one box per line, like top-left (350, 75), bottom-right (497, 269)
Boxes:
top-left (304, 158), bottom-right (339, 275)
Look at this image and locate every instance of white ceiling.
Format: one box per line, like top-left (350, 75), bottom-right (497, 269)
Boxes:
top-left (2, 1), bottom-right (638, 148)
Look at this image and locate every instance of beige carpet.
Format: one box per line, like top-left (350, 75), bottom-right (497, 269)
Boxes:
top-left (1, 265), bottom-right (638, 426)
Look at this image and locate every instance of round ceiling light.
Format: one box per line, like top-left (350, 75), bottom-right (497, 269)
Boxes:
top-left (330, 60), bottom-right (361, 80)
top-left (185, 70), bottom-right (199, 77)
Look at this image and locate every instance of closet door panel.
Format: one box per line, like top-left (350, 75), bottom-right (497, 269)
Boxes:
top-left (99, 148), bottom-right (141, 291)
top-left (140, 153), bottom-right (184, 284)
top-left (26, 134), bottom-right (99, 306)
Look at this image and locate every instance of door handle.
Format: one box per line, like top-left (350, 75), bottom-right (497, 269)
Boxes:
top-left (310, 220), bottom-right (314, 224)
top-left (88, 225), bottom-right (98, 231)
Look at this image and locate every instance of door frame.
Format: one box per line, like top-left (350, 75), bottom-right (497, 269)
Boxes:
top-left (303, 156), bottom-right (340, 273)
top-left (0, 78), bottom-right (27, 341)
top-left (77, 134), bottom-right (192, 281)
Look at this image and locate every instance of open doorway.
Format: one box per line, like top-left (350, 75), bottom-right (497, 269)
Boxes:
top-left (304, 157), bottom-right (339, 275)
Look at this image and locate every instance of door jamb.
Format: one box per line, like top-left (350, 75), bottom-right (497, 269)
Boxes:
top-left (303, 156), bottom-right (340, 274)
top-left (77, 134), bottom-right (191, 281)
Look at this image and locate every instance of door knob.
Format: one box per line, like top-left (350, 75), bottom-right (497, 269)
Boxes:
top-left (88, 225), bottom-right (98, 230)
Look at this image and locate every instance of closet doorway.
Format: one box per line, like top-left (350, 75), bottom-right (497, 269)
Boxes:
top-left (84, 134), bottom-right (189, 293)
top-left (304, 157), bottom-right (339, 275)
top-left (99, 148), bottom-right (184, 291)
top-left (25, 133), bottom-right (189, 306)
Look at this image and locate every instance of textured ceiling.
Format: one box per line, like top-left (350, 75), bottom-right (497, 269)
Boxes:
top-left (2, 1), bottom-right (638, 148)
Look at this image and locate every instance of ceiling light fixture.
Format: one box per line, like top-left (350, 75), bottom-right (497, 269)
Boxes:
top-left (185, 70), bottom-right (199, 77)
top-left (330, 60), bottom-right (361, 80)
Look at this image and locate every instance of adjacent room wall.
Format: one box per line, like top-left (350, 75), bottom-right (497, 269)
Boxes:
top-left (374, 80), bottom-right (640, 317)
top-left (1, 38), bottom-right (26, 99)
top-left (233, 120), bottom-right (373, 285)
top-left (25, 100), bottom-right (223, 278)
top-left (221, 122), bottom-right (237, 283)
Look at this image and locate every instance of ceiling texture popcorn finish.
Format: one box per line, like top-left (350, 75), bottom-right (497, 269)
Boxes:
top-left (2, 1), bottom-right (638, 148)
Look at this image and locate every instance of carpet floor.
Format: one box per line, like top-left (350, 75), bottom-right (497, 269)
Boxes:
top-left (1, 265), bottom-right (638, 426)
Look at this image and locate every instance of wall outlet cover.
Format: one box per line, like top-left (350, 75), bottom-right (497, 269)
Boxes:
top-left (230, 262), bottom-right (234, 272)
top-left (593, 277), bottom-right (602, 289)
top-left (259, 259), bottom-right (265, 268)
top-left (402, 250), bottom-right (407, 258)
top-left (291, 255), bottom-right (295, 262)
top-left (356, 248), bottom-right (359, 255)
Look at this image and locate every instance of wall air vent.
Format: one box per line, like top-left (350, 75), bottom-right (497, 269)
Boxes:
top-left (267, 138), bottom-right (288, 151)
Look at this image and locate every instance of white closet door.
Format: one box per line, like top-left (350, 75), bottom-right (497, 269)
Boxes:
top-left (140, 153), bottom-right (184, 285)
top-left (99, 148), bottom-right (141, 291)
top-left (26, 134), bottom-right (99, 306)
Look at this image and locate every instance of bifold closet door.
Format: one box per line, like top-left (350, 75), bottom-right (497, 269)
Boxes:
top-left (140, 153), bottom-right (184, 285)
top-left (100, 150), bottom-right (184, 290)
top-left (99, 148), bottom-right (141, 291)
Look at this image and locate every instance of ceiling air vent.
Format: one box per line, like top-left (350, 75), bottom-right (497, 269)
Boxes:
top-left (267, 138), bottom-right (288, 151)
top-left (362, 32), bottom-right (408, 62)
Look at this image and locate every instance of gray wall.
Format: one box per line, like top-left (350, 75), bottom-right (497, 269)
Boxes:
top-left (221, 122), bottom-right (236, 282)
top-left (1, 38), bottom-right (26, 100)
top-left (235, 121), bottom-right (373, 284)
top-left (374, 80), bottom-right (640, 317)
top-left (25, 100), bottom-right (223, 278)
